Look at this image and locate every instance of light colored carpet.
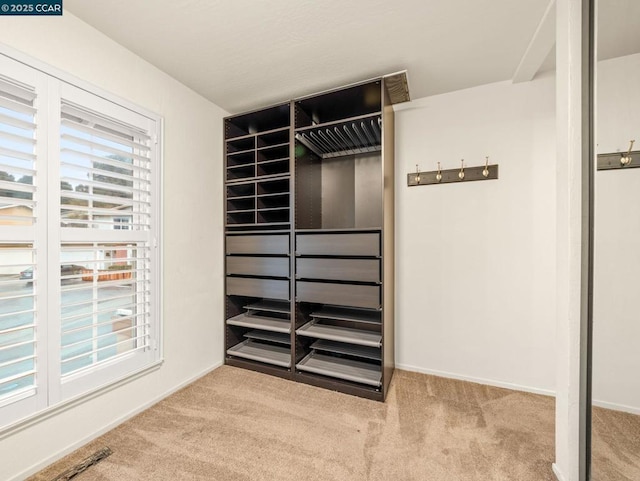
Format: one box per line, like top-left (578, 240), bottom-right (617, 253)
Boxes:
top-left (592, 406), bottom-right (640, 481)
top-left (29, 367), bottom-right (558, 481)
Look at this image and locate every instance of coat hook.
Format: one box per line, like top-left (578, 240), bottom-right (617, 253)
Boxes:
top-left (482, 156), bottom-right (490, 177)
top-left (621, 140), bottom-right (635, 166)
top-left (436, 162), bottom-right (442, 182)
top-left (458, 159), bottom-right (465, 180)
top-left (415, 164), bottom-right (421, 184)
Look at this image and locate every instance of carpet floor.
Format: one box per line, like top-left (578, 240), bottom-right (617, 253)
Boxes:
top-left (27, 366), bottom-right (638, 481)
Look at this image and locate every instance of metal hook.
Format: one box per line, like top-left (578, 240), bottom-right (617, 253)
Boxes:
top-left (458, 159), bottom-right (465, 180)
top-left (482, 156), bottom-right (490, 177)
top-left (621, 140), bottom-right (635, 166)
top-left (415, 164), bottom-right (421, 184)
top-left (436, 162), bottom-right (442, 182)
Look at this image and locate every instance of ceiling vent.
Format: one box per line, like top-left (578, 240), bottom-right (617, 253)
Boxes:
top-left (384, 71), bottom-right (410, 105)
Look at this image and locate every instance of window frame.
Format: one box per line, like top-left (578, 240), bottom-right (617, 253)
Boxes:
top-left (0, 45), bottom-right (163, 433)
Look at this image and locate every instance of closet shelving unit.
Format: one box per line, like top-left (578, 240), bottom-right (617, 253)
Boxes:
top-left (224, 103), bottom-right (295, 378)
top-left (224, 77), bottom-right (397, 400)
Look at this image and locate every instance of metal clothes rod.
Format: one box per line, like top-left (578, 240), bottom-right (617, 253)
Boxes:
top-left (295, 114), bottom-right (382, 159)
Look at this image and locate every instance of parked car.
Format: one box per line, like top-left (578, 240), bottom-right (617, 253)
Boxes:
top-left (20, 264), bottom-right (86, 286)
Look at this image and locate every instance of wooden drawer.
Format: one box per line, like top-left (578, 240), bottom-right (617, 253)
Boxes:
top-left (226, 234), bottom-right (289, 255)
top-left (227, 257), bottom-right (289, 277)
top-left (296, 281), bottom-right (380, 309)
top-left (296, 232), bottom-right (380, 257)
top-left (296, 258), bottom-right (379, 282)
top-left (226, 277), bottom-right (290, 300)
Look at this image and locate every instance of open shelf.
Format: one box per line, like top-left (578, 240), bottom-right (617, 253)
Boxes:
top-left (257, 144), bottom-right (289, 161)
top-left (227, 312), bottom-right (291, 333)
top-left (296, 320), bottom-right (381, 347)
top-left (244, 299), bottom-right (291, 315)
top-left (310, 339), bottom-right (381, 361)
top-left (296, 351), bottom-right (381, 387)
top-left (227, 150), bottom-right (255, 167)
top-left (310, 306), bottom-right (381, 325)
top-left (227, 165), bottom-right (255, 182)
top-left (245, 330), bottom-right (291, 345)
top-left (225, 103), bottom-right (290, 140)
top-left (227, 197), bottom-right (255, 212)
top-left (227, 339), bottom-right (291, 368)
top-left (257, 128), bottom-right (289, 148)
top-left (295, 80), bottom-right (382, 128)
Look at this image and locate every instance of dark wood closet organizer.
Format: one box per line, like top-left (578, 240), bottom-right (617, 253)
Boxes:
top-left (224, 78), bottom-right (396, 401)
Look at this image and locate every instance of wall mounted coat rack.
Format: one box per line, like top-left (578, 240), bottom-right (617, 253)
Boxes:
top-left (597, 140), bottom-right (638, 171)
top-left (407, 158), bottom-right (499, 186)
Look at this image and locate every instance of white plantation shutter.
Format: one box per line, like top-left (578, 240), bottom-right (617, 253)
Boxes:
top-left (0, 56), bottom-right (48, 426)
top-left (57, 84), bottom-right (159, 399)
top-left (0, 75), bottom-right (37, 225)
top-left (0, 51), bottom-right (161, 428)
top-left (59, 242), bottom-right (152, 377)
top-left (0, 244), bottom-right (36, 400)
top-left (60, 102), bottom-right (152, 231)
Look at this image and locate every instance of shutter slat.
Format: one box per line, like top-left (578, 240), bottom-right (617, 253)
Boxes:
top-left (0, 112), bottom-right (36, 130)
top-left (0, 162), bottom-right (36, 177)
top-left (61, 103), bottom-right (150, 141)
top-left (0, 130), bottom-right (36, 146)
top-left (60, 176), bottom-right (150, 197)
top-left (0, 355), bottom-right (35, 371)
top-left (0, 146), bottom-right (36, 163)
top-left (61, 334), bottom-right (149, 365)
top-left (60, 190), bottom-right (149, 207)
top-left (61, 119), bottom-right (150, 152)
top-left (61, 162), bottom-right (150, 186)
top-left (61, 290), bottom-right (150, 310)
top-left (62, 301), bottom-right (146, 324)
top-left (61, 148), bottom-right (150, 174)
top-left (0, 96), bottom-right (36, 115)
top-left (61, 134), bottom-right (150, 162)
top-left (62, 313), bottom-right (146, 340)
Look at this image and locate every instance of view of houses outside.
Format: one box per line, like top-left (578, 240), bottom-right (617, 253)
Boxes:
top-left (0, 98), bottom-right (147, 400)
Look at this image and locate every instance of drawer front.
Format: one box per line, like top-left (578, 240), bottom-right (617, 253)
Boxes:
top-left (227, 277), bottom-right (290, 300)
top-left (296, 233), bottom-right (380, 257)
top-left (296, 258), bottom-right (379, 282)
top-left (227, 257), bottom-right (290, 277)
top-left (296, 281), bottom-right (380, 309)
top-left (226, 234), bottom-right (289, 255)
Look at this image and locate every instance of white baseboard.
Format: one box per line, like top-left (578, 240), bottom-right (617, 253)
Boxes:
top-left (552, 463), bottom-right (566, 481)
top-left (395, 363), bottom-right (555, 397)
top-left (9, 361), bottom-right (223, 481)
top-left (592, 399), bottom-right (640, 416)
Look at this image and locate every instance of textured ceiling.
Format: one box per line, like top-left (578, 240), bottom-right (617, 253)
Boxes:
top-left (63, 1), bottom-right (640, 113)
top-left (65, 0), bottom-right (555, 113)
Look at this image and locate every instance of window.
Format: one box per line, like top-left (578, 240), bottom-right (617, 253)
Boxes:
top-left (0, 53), bottom-right (161, 428)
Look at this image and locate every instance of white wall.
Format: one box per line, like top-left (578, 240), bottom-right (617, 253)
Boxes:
top-left (592, 52), bottom-right (640, 413)
top-left (0, 13), bottom-right (225, 481)
top-left (394, 74), bottom-right (557, 394)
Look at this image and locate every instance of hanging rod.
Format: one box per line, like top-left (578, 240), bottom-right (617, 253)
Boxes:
top-left (295, 114), bottom-right (382, 159)
top-left (408, 158), bottom-right (499, 186)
